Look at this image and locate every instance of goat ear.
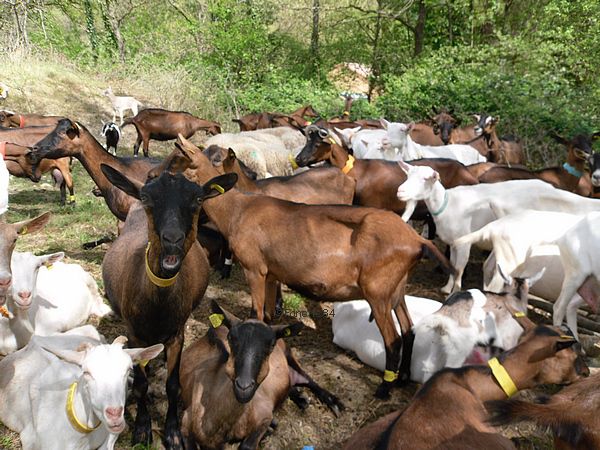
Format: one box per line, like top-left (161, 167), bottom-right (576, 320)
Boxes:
top-left (272, 322), bottom-right (304, 339)
top-left (66, 121), bottom-right (81, 139)
top-left (397, 160), bottom-right (412, 174)
top-left (497, 264), bottom-right (513, 286)
top-left (527, 267), bottom-right (546, 288)
top-left (210, 300), bottom-right (241, 329)
top-left (555, 338), bottom-right (577, 352)
top-left (112, 336), bottom-right (128, 346)
top-left (472, 114), bottom-right (481, 122)
top-left (201, 173), bottom-right (237, 200)
top-left (42, 346), bottom-right (87, 367)
top-left (550, 132), bottom-right (569, 146)
top-left (380, 118), bottom-right (390, 130)
top-left (407, 122), bottom-right (415, 132)
top-left (125, 343), bottom-right (164, 364)
top-left (39, 251), bottom-right (64, 266)
top-left (101, 164), bottom-right (142, 199)
top-left (13, 211), bottom-right (51, 236)
top-left (176, 134), bottom-right (201, 159)
top-left (492, 116), bottom-right (500, 125)
top-left (227, 148), bottom-right (236, 161)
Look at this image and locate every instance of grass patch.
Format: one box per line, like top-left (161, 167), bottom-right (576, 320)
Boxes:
top-left (283, 292), bottom-right (305, 311)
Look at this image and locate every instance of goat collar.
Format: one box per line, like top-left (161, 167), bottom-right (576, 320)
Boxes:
top-left (563, 162), bottom-right (583, 178)
top-left (288, 153), bottom-right (299, 170)
top-left (19, 115), bottom-right (25, 128)
top-left (66, 381), bottom-right (100, 434)
top-left (488, 357), bottom-right (518, 398)
top-left (342, 155), bottom-right (355, 175)
top-left (431, 191), bottom-right (449, 216)
top-left (145, 242), bottom-right (179, 287)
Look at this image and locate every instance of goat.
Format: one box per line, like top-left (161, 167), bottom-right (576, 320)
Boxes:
top-left (479, 130), bottom-right (595, 192)
top-left (429, 108), bottom-right (460, 145)
top-left (488, 370), bottom-right (600, 450)
top-left (101, 162), bottom-right (236, 448)
top-left (383, 120), bottom-right (487, 165)
top-left (12, 255), bottom-right (112, 336)
top-left (332, 296), bottom-right (442, 373)
top-left (122, 108), bottom-right (221, 157)
top-left (411, 269), bottom-right (544, 383)
top-left (100, 122), bottom-right (121, 156)
top-left (396, 162), bottom-right (600, 293)
top-left (471, 115), bottom-right (525, 165)
top-left (0, 250), bottom-right (65, 355)
top-left (341, 319), bottom-right (588, 450)
top-left (334, 127), bottom-right (395, 160)
top-left (588, 151), bottom-right (600, 190)
top-left (0, 331), bottom-right (163, 450)
top-left (180, 301), bottom-right (343, 449)
top-left (0, 110), bottom-right (63, 128)
top-left (102, 86), bottom-right (143, 124)
top-left (0, 124), bottom-right (56, 146)
top-left (30, 119), bottom-right (159, 221)
top-left (0, 83), bottom-right (8, 100)
top-left (233, 105), bottom-right (319, 131)
top-left (159, 135), bottom-right (455, 399)
top-left (551, 212), bottom-right (600, 337)
top-left (295, 125), bottom-right (479, 238)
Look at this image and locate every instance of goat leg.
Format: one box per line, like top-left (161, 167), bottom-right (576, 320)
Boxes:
top-left (239, 421), bottom-right (271, 450)
top-left (395, 292), bottom-right (415, 386)
top-left (164, 333), bottom-right (185, 450)
top-left (131, 364), bottom-right (153, 446)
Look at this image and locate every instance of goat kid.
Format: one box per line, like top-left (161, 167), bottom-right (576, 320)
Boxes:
top-left (103, 87), bottom-right (143, 125)
top-left (100, 122), bottom-right (121, 156)
top-left (180, 301), bottom-right (343, 449)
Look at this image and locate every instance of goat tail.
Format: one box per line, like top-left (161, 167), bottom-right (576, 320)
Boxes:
top-left (121, 117), bottom-right (135, 127)
top-left (486, 398), bottom-right (562, 428)
top-left (453, 228), bottom-right (485, 249)
top-left (420, 240), bottom-right (455, 276)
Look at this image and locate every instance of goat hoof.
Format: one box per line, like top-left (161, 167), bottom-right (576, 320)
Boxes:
top-left (164, 428), bottom-right (185, 450)
top-left (374, 381), bottom-right (393, 399)
top-left (131, 425), bottom-right (152, 446)
top-left (220, 265), bottom-right (232, 279)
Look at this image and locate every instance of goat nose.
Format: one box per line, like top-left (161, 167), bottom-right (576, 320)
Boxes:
top-left (18, 291), bottom-right (31, 300)
top-left (105, 406), bottom-right (124, 419)
top-left (162, 231), bottom-right (184, 245)
top-left (235, 377), bottom-right (256, 392)
top-left (0, 277), bottom-right (11, 288)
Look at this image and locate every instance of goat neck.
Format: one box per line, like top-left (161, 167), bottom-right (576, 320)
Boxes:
top-left (424, 180), bottom-right (448, 218)
top-left (328, 143), bottom-right (355, 174)
top-left (67, 374), bottom-right (101, 434)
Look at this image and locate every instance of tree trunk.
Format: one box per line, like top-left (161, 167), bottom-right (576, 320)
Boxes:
top-left (414, 0), bottom-right (426, 56)
top-left (368, 0), bottom-right (384, 100)
top-left (310, 0), bottom-right (320, 71)
top-left (83, 0), bottom-right (98, 60)
top-left (103, 0), bottom-right (126, 63)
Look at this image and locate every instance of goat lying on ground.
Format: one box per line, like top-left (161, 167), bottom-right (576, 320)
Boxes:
top-left (396, 162), bottom-right (600, 293)
top-left (180, 302), bottom-right (343, 449)
top-left (411, 269), bottom-right (543, 383)
top-left (100, 122), bottom-right (121, 156)
top-left (332, 296), bottom-right (442, 373)
top-left (103, 86), bottom-right (143, 124)
top-left (488, 370), bottom-right (600, 450)
top-left (0, 330), bottom-right (163, 450)
top-left (101, 163), bottom-right (236, 449)
top-left (156, 135), bottom-right (454, 399)
top-left (341, 319), bottom-right (588, 450)
top-left (122, 108), bottom-right (221, 157)
top-left (0, 110), bottom-right (64, 128)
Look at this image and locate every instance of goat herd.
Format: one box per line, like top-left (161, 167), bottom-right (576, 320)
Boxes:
top-left (0, 90), bottom-right (598, 450)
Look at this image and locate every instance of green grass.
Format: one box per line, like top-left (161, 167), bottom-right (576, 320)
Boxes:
top-left (283, 292), bottom-right (305, 311)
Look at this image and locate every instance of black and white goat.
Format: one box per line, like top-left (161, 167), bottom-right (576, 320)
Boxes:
top-left (100, 122), bottom-right (121, 156)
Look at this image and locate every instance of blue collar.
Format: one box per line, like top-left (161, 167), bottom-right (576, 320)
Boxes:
top-left (563, 162), bottom-right (583, 178)
top-left (431, 191), bottom-right (449, 216)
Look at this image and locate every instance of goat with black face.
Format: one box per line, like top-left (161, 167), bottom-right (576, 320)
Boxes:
top-left (101, 162), bottom-right (237, 450)
top-left (180, 301), bottom-right (343, 449)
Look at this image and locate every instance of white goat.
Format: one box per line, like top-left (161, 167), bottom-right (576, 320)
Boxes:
top-left (103, 87), bottom-right (143, 125)
top-left (411, 270), bottom-right (543, 383)
top-left (0, 251), bottom-right (64, 355)
top-left (205, 129), bottom-right (302, 178)
top-left (0, 331), bottom-right (163, 450)
top-left (396, 162), bottom-right (600, 293)
top-left (551, 212), bottom-right (600, 335)
top-left (332, 296), bottom-right (441, 374)
top-left (334, 127), bottom-right (400, 160)
top-left (383, 120), bottom-right (486, 165)
top-left (16, 257), bottom-right (112, 336)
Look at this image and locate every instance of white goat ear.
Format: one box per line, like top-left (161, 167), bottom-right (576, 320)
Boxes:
top-left (125, 343), bottom-right (164, 364)
top-left (397, 160), bottom-right (412, 174)
top-left (112, 336), bottom-right (128, 346)
top-left (380, 118), bottom-right (390, 130)
top-left (43, 347), bottom-right (87, 367)
top-left (40, 252), bottom-right (64, 266)
top-left (497, 264), bottom-right (512, 285)
top-left (527, 267), bottom-right (546, 288)
top-left (361, 139), bottom-right (369, 147)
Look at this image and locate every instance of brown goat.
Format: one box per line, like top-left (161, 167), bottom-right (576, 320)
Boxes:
top-left (101, 163), bottom-right (236, 449)
top-left (180, 302), bottom-right (342, 450)
top-left (409, 122), bottom-right (444, 146)
top-left (488, 371), bottom-right (600, 450)
top-left (342, 320), bottom-right (588, 450)
top-left (30, 119), bottom-right (159, 220)
top-left (122, 108), bottom-right (221, 157)
top-left (479, 131), bottom-right (593, 193)
top-left (0, 111), bottom-right (63, 128)
top-left (295, 126), bottom-right (478, 223)
top-left (163, 135), bottom-right (454, 399)
top-left (233, 105), bottom-right (319, 131)
top-left (204, 145), bottom-right (355, 205)
top-left (429, 108), bottom-right (460, 145)
top-left (0, 125), bottom-right (56, 147)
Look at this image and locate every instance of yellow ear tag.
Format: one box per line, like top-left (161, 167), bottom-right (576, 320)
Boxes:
top-left (284, 327), bottom-right (291, 337)
top-left (306, 121), bottom-right (312, 125)
top-left (210, 184), bottom-right (225, 194)
top-left (383, 370), bottom-right (398, 382)
top-left (328, 137), bottom-right (337, 145)
top-left (18, 226), bottom-right (27, 236)
top-left (209, 313), bottom-right (225, 328)
top-left (139, 359), bottom-right (149, 368)
top-left (559, 335), bottom-right (574, 340)
top-left (513, 311), bottom-right (526, 318)
top-left (47, 264), bottom-right (54, 270)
